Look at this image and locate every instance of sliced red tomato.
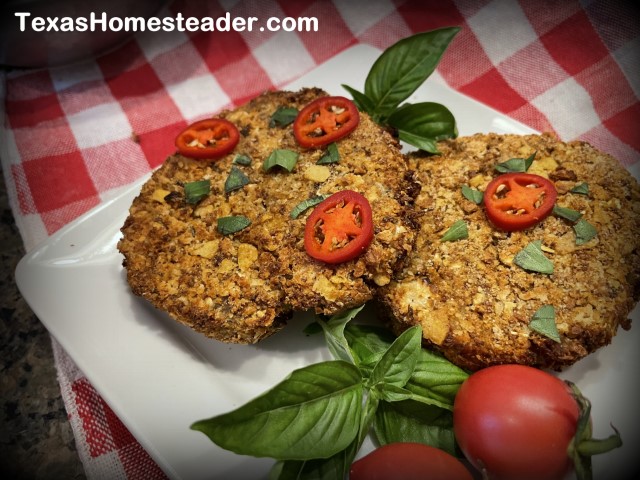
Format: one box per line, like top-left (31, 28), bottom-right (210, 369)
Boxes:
top-left (293, 96), bottom-right (359, 148)
top-left (484, 173), bottom-right (557, 231)
top-left (304, 190), bottom-right (373, 264)
top-left (350, 443), bottom-right (473, 480)
top-left (175, 118), bottom-right (239, 160)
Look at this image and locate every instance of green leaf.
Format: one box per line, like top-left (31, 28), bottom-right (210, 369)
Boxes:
top-left (217, 215), bottom-right (251, 235)
top-left (263, 149), bottom-right (299, 172)
top-left (224, 165), bottom-right (250, 194)
top-left (368, 325), bottom-right (422, 389)
top-left (373, 400), bottom-right (458, 456)
top-left (317, 142), bottom-right (340, 165)
top-left (495, 152), bottom-right (536, 173)
top-left (461, 185), bottom-right (483, 204)
top-left (553, 205), bottom-right (583, 223)
top-left (341, 84), bottom-right (376, 115)
top-left (271, 438), bottom-right (359, 480)
top-left (387, 102), bottom-right (457, 153)
top-left (574, 219), bottom-right (597, 245)
top-left (317, 305), bottom-right (366, 365)
top-left (570, 182), bottom-right (589, 196)
top-left (529, 305), bottom-right (561, 343)
top-left (440, 220), bottom-right (468, 242)
top-left (513, 240), bottom-right (554, 274)
top-left (290, 195), bottom-right (327, 219)
top-left (184, 179), bottom-right (210, 204)
top-left (191, 361), bottom-right (363, 460)
top-left (232, 153), bottom-right (252, 166)
top-left (364, 27), bottom-right (460, 117)
top-left (269, 107), bottom-right (299, 128)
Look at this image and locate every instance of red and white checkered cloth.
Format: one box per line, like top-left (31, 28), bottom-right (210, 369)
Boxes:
top-left (2, 0), bottom-right (638, 478)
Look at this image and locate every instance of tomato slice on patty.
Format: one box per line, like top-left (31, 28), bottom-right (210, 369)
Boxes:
top-left (293, 96), bottom-right (360, 148)
top-left (175, 118), bottom-right (239, 160)
top-left (484, 173), bottom-right (557, 231)
top-left (304, 190), bottom-right (373, 264)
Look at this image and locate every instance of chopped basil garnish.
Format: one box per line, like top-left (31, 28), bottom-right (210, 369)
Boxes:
top-left (224, 166), bottom-right (250, 194)
top-left (570, 182), bottom-right (589, 195)
top-left (217, 215), bottom-right (251, 235)
top-left (461, 185), bottom-right (483, 204)
top-left (529, 305), bottom-right (561, 343)
top-left (574, 219), bottom-right (597, 245)
top-left (269, 107), bottom-right (298, 128)
top-left (553, 205), bottom-right (583, 223)
top-left (233, 153), bottom-right (252, 166)
top-left (317, 143), bottom-right (340, 165)
top-left (184, 179), bottom-right (210, 204)
top-left (290, 195), bottom-right (327, 219)
top-left (495, 152), bottom-right (536, 173)
top-left (262, 149), bottom-right (299, 172)
top-left (441, 220), bottom-right (468, 242)
top-left (514, 240), bottom-right (554, 274)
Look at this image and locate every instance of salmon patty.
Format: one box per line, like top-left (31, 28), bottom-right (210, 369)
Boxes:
top-left (118, 88), bottom-right (418, 343)
top-left (378, 133), bottom-right (640, 371)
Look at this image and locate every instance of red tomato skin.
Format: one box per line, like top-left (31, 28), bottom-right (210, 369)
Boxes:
top-left (453, 365), bottom-right (579, 480)
top-left (350, 443), bottom-right (473, 480)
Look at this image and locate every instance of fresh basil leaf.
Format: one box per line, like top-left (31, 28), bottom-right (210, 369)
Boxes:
top-left (217, 215), bottom-right (251, 235)
top-left (387, 102), bottom-right (457, 153)
top-left (495, 152), bottom-right (536, 173)
top-left (224, 165), bottom-right (250, 194)
top-left (570, 182), bottom-right (589, 195)
top-left (514, 240), bottom-right (554, 274)
top-left (368, 325), bottom-right (422, 389)
top-left (440, 220), bottom-right (468, 242)
top-left (373, 400), bottom-right (458, 456)
top-left (341, 84), bottom-right (376, 115)
top-left (317, 305), bottom-right (366, 365)
top-left (191, 361), bottom-right (363, 460)
top-left (317, 142), bottom-right (340, 165)
top-left (271, 440), bottom-right (358, 480)
top-left (461, 185), bottom-right (483, 204)
top-left (263, 149), bottom-right (299, 172)
top-left (233, 153), bottom-right (252, 166)
top-left (402, 350), bottom-right (468, 408)
top-left (529, 305), bottom-right (560, 343)
top-left (344, 324), bottom-right (397, 377)
top-left (291, 195), bottom-right (327, 219)
top-left (553, 205), bottom-right (583, 223)
top-left (364, 27), bottom-right (460, 118)
top-left (269, 107), bottom-right (298, 128)
top-left (184, 179), bottom-right (210, 204)
top-left (574, 219), bottom-right (597, 245)
top-left (377, 384), bottom-right (453, 410)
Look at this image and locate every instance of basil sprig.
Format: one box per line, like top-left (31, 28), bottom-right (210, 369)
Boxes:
top-left (192, 306), bottom-right (468, 477)
top-left (342, 27), bottom-right (460, 153)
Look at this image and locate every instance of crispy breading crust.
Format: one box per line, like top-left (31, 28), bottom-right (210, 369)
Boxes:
top-left (118, 88), bottom-right (418, 343)
top-left (378, 133), bottom-right (640, 371)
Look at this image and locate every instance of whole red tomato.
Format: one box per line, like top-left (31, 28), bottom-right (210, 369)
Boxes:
top-left (453, 365), bottom-right (580, 480)
top-left (350, 442), bottom-right (473, 480)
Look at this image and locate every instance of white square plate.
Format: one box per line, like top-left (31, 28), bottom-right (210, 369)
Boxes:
top-left (15, 45), bottom-right (639, 479)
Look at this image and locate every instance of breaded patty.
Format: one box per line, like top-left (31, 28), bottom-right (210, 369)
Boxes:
top-left (378, 133), bottom-right (640, 371)
top-left (118, 88), bottom-right (417, 343)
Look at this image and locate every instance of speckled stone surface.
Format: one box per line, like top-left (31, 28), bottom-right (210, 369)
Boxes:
top-left (0, 168), bottom-right (86, 479)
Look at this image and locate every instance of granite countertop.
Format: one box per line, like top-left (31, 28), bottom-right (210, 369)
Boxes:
top-left (0, 168), bottom-right (85, 478)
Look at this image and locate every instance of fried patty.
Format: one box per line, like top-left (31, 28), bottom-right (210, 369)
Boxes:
top-left (118, 88), bottom-right (417, 343)
top-left (378, 133), bottom-right (640, 371)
